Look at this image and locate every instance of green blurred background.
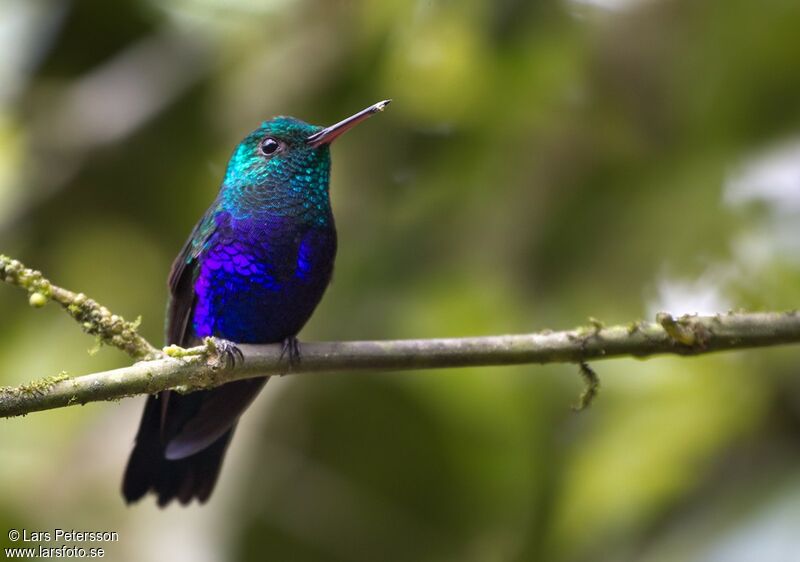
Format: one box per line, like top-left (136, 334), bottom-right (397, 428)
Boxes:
top-left (2, 0), bottom-right (800, 560)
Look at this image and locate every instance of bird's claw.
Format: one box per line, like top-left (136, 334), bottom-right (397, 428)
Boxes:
top-left (279, 336), bottom-right (301, 372)
top-left (207, 337), bottom-right (244, 369)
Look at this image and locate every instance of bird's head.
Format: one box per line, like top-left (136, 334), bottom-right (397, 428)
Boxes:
top-left (220, 100), bottom-right (390, 222)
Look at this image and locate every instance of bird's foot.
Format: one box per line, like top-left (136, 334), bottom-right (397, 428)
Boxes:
top-left (279, 336), bottom-right (301, 373)
top-left (206, 337), bottom-right (244, 369)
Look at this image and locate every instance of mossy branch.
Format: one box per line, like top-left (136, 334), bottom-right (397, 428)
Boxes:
top-left (0, 255), bottom-right (160, 360)
top-left (2, 255), bottom-right (800, 418)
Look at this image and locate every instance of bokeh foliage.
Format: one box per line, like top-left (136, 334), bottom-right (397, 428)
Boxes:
top-left (1, 0), bottom-right (800, 560)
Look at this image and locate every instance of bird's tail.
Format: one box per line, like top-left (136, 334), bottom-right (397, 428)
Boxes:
top-left (121, 393), bottom-right (234, 506)
top-left (122, 378), bottom-right (267, 506)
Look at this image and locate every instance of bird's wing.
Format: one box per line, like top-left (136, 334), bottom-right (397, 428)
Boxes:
top-left (166, 207), bottom-right (219, 346)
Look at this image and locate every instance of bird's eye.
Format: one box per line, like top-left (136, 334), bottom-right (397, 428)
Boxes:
top-left (259, 137), bottom-right (282, 156)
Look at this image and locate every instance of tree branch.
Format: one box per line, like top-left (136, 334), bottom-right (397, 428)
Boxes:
top-left (2, 311), bottom-right (800, 417)
top-left (2, 255), bottom-right (800, 418)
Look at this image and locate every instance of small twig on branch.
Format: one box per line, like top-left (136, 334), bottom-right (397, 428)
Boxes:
top-left (573, 362), bottom-right (600, 411)
top-left (1, 255), bottom-right (800, 419)
top-left (0, 255), bottom-right (160, 360)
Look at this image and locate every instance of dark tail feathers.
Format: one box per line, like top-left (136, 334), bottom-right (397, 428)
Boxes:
top-left (122, 393), bottom-right (235, 507)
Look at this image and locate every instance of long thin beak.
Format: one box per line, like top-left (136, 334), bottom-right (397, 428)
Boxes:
top-left (306, 100), bottom-right (391, 148)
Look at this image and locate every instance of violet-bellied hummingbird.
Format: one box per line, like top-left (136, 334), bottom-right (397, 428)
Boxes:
top-left (122, 100), bottom-right (391, 506)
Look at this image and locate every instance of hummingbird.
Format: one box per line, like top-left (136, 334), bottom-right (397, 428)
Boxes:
top-left (122, 100), bottom-right (391, 506)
